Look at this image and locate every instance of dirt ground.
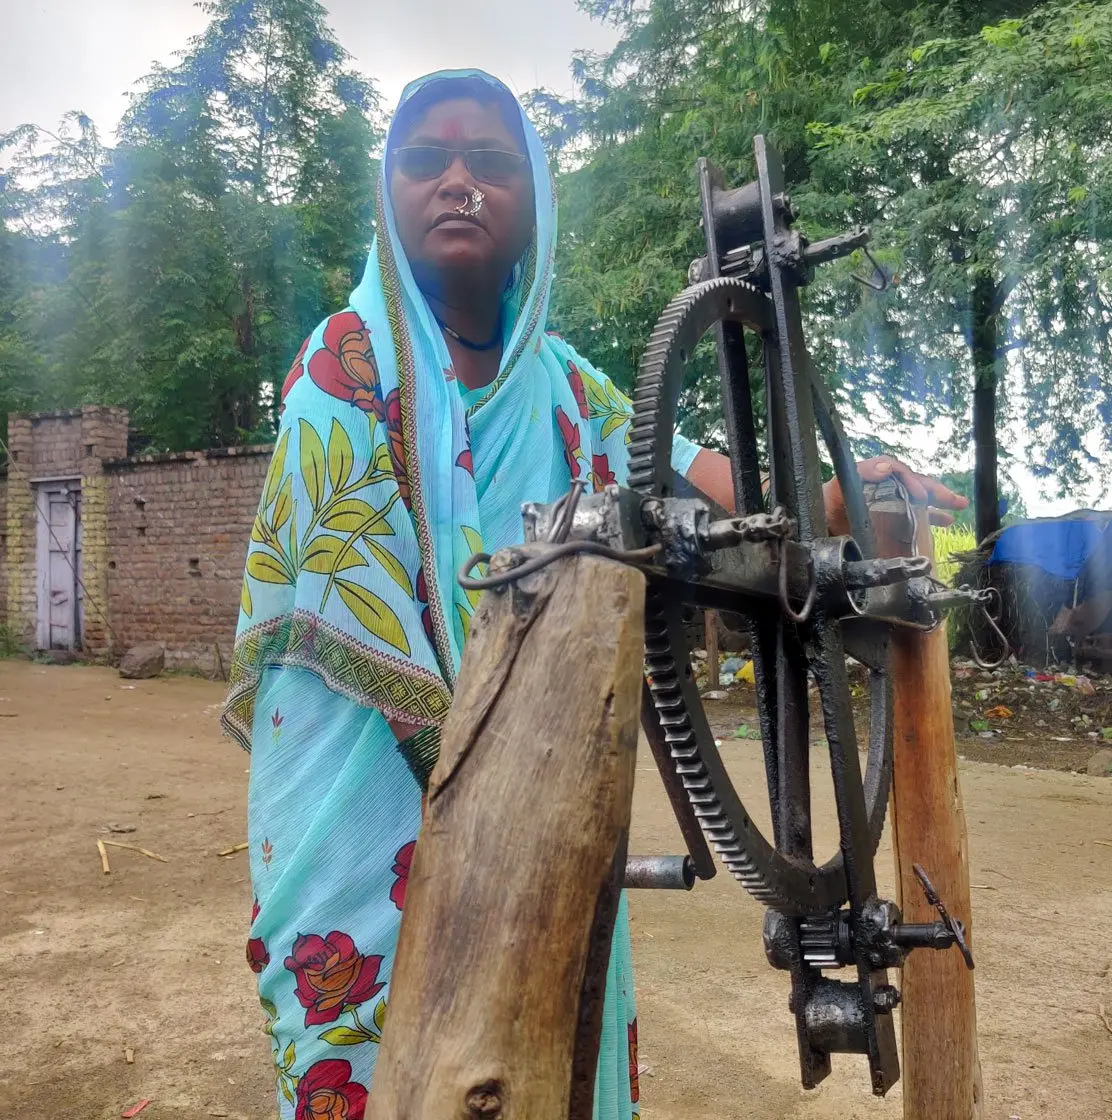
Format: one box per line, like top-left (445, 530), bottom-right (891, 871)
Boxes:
top-left (1, 661), bottom-right (1111, 1120)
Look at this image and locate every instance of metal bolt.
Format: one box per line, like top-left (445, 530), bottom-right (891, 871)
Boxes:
top-left (873, 984), bottom-right (901, 1013)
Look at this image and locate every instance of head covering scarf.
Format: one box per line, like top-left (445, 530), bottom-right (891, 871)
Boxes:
top-left (222, 70), bottom-right (649, 780)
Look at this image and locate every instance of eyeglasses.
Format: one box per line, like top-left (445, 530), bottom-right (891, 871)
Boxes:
top-left (391, 146), bottom-right (527, 186)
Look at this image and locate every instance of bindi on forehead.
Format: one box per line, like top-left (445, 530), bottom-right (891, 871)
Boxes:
top-left (433, 118), bottom-right (466, 145)
top-left (406, 99), bottom-right (518, 150)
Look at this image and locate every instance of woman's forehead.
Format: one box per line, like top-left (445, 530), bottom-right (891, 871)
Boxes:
top-left (398, 98), bottom-right (521, 150)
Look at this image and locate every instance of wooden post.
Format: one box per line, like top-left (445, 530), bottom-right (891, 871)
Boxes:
top-left (704, 608), bottom-right (719, 686)
top-left (871, 500), bottom-right (983, 1120)
top-left (369, 554), bottom-right (646, 1120)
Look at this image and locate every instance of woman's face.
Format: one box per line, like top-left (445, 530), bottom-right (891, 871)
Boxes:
top-left (389, 97), bottom-right (535, 293)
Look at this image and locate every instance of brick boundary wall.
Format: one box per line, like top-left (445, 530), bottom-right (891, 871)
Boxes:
top-left (0, 473), bottom-right (7, 628)
top-left (104, 445), bottom-right (272, 673)
top-left (3, 408), bottom-right (272, 671)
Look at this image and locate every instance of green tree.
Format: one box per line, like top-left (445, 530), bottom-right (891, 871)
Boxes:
top-left (540, 0), bottom-right (1099, 536)
top-left (810, 2), bottom-right (1112, 541)
top-left (0, 0), bottom-right (382, 451)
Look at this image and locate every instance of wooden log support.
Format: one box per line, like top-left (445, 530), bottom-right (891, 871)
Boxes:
top-left (872, 500), bottom-right (984, 1120)
top-left (704, 607), bottom-right (719, 685)
top-left (369, 554), bottom-right (646, 1120)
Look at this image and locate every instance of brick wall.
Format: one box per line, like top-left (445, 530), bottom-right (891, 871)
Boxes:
top-left (80, 407), bottom-right (129, 654)
top-left (0, 474), bottom-right (7, 627)
top-left (2, 408), bottom-right (267, 668)
top-left (3, 408), bottom-right (129, 649)
top-left (104, 446), bottom-right (271, 672)
top-left (5, 415), bottom-right (37, 643)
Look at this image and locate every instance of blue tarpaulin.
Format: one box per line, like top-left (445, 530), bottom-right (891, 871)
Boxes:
top-left (987, 519), bottom-right (1111, 582)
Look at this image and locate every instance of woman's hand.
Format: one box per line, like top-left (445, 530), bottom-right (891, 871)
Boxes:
top-left (823, 456), bottom-right (968, 536)
top-left (687, 448), bottom-right (968, 535)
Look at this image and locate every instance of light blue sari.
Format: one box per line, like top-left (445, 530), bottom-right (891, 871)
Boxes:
top-left (223, 69), bottom-right (700, 1120)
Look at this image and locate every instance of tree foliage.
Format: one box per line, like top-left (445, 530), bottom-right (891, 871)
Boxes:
top-left (538, 0), bottom-right (1110, 523)
top-left (0, 0), bottom-right (381, 452)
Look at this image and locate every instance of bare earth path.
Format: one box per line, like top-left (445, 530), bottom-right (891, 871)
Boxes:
top-left (0, 661), bottom-right (1109, 1119)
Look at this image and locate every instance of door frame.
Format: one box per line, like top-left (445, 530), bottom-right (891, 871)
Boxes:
top-left (33, 477), bottom-right (82, 651)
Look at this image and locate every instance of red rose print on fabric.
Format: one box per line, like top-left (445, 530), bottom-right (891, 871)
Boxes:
top-left (556, 406), bottom-right (584, 479)
top-left (281, 338), bottom-right (309, 404)
top-left (307, 311), bottom-right (384, 415)
top-left (591, 453), bottom-right (616, 492)
top-left (247, 936), bottom-right (270, 974)
top-left (628, 1019), bottom-right (640, 1103)
top-left (295, 1058), bottom-right (368, 1120)
top-left (295, 311), bottom-right (414, 509)
top-left (391, 840), bottom-right (416, 911)
top-left (251, 897), bottom-right (261, 925)
top-left (567, 361), bottom-right (589, 421)
top-left (415, 568), bottom-right (434, 645)
top-left (456, 448), bottom-right (474, 476)
top-left (284, 932), bottom-right (385, 1027)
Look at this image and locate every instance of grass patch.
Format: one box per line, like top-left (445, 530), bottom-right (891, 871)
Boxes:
top-left (932, 524), bottom-right (977, 585)
top-left (0, 623), bottom-right (27, 658)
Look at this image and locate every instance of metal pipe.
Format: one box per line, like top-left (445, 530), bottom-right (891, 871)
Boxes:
top-left (623, 855), bottom-right (696, 890)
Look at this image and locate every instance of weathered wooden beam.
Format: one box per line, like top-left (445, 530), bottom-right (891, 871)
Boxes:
top-left (872, 501), bottom-right (983, 1120)
top-left (704, 607), bottom-right (719, 686)
top-left (369, 553), bottom-right (646, 1120)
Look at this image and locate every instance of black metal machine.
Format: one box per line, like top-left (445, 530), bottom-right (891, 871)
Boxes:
top-left (461, 137), bottom-right (992, 1095)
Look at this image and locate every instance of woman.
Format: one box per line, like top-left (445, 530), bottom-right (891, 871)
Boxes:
top-left (223, 69), bottom-right (964, 1120)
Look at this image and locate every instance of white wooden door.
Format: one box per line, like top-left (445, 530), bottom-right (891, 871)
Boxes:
top-left (35, 482), bottom-right (82, 651)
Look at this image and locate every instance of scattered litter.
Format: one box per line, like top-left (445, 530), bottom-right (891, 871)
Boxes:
top-left (106, 823), bottom-right (137, 834)
top-left (97, 839), bottom-right (111, 875)
top-left (102, 840), bottom-right (168, 863)
top-left (119, 685), bottom-right (137, 691)
top-left (969, 720), bottom-right (989, 733)
top-left (985, 705), bottom-right (1013, 719)
top-left (125, 1048), bottom-right (135, 1065)
top-left (217, 842), bottom-right (248, 857)
top-left (734, 725), bottom-right (758, 740)
top-left (736, 660), bottom-right (756, 685)
top-left (974, 689), bottom-right (990, 701)
top-left (1052, 736), bottom-right (1073, 742)
top-left (1047, 698), bottom-right (1061, 711)
top-left (702, 690), bottom-right (727, 701)
top-left (121, 1101), bottom-right (151, 1119)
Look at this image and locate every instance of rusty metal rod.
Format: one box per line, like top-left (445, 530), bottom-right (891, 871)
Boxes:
top-left (623, 855), bottom-right (696, 890)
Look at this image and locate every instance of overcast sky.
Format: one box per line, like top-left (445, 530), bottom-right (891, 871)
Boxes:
top-left (0, 0), bottom-right (619, 136)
